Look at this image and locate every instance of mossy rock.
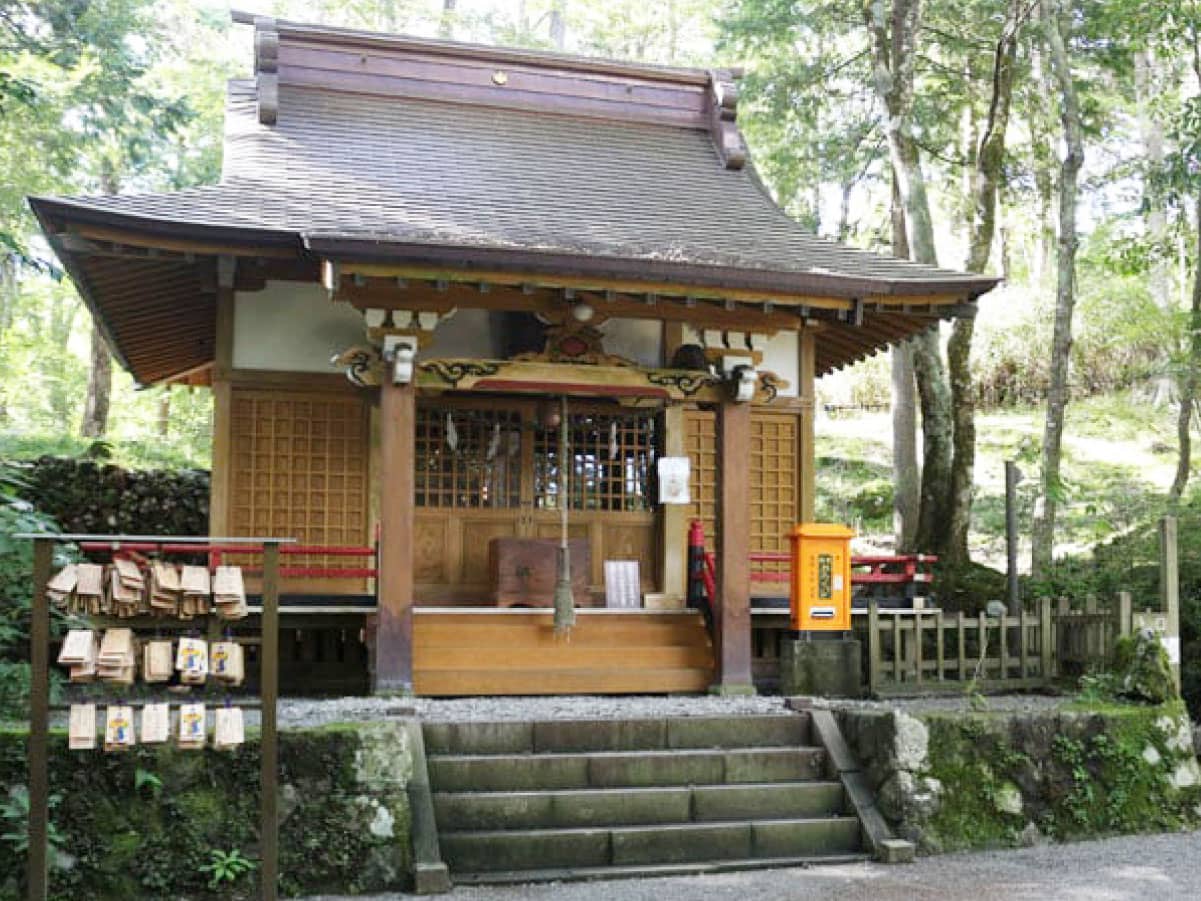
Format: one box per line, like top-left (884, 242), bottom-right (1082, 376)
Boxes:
top-left (1113, 631), bottom-right (1176, 704)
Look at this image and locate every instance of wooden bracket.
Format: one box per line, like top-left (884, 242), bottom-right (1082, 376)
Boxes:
top-left (707, 69), bottom-right (747, 170)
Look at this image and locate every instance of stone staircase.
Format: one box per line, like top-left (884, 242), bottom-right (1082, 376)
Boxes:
top-left (422, 713), bottom-right (868, 884)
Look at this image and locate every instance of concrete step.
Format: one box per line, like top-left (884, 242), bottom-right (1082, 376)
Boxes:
top-left (433, 781), bottom-right (847, 830)
top-left (428, 746), bottom-right (827, 792)
top-left (440, 816), bottom-right (862, 873)
top-left (450, 854), bottom-right (871, 885)
top-left (423, 714), bottom-right (811, 757)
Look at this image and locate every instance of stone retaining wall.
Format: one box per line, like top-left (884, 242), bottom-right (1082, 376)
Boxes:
top-left (837, 701), bottom-right (1201, 853)
top-left (0, 722), bottom-right (413, 900)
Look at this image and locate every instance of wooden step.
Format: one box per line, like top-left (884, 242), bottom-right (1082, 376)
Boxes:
top-left (413, 609), bottom-right (715, 696)
top-left (416, 667), bottom-right (712, 696)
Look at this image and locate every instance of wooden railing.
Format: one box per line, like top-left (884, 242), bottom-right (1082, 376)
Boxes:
top-left (862, 593), bottom-right (1135, 696)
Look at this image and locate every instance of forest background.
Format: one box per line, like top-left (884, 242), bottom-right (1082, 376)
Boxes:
top-left (3, 0), bottom-right (1201, 608)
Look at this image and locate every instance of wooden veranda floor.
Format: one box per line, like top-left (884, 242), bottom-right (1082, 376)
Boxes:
top-left (412, 608), bottom-right (715, 696)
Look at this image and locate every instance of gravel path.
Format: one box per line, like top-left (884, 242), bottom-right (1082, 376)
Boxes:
top-left (19, 690), bottom-right (1088, 731)
top-left (304, 829), bottom-right (1201, 900)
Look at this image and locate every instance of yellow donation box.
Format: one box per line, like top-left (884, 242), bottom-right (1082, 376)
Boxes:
top-left (789, 523), bottom-right (854, 632)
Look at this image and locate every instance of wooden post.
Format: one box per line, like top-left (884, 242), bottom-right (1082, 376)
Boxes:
top-left (1039, 597), bottom-right (1053, 680)
top-left (27, 538), bottom-right (52, 901)
top-left (956, 610), bottom-right (967, 681)
top-left (892, 614), bottom-right (902, 682)
top-left (1117, 591), bottom-right (1132, 639)
top-left (376, 378), bottom-right (416, 694)
top-left (978, 610), bottom-right (989, 681)
top-left (1159, 516), bottom-right (1181, 690)
top-left (935, 613), bottom-right (945, 682)
top-left (998, 611), bottom-right (1008, 680)
top-left (209, 267), bottom-right (236, 536)
top-left (713, 398), bottom-right (753, 692)
top-left (913, 612), bottom-right (924, 683)
top-left (797, 330), bottom-right (817, 523)
top-left (1019, 608), bottom-right (1029, 679)
top-left (1005, 460), bottom-right (1020, 616)
top-left (868, 601), bottom-right (881, 695)
top-left (260, 541), bottom-right (281, 901)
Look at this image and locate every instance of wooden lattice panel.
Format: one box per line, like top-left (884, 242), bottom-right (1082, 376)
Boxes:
top-left (684, 410), bottom-right (717, 543)
top-left (228, 390), bottom-right (369, 567)
top-left (416, 405), bottom-right (522, 509)
top-left (751, 412), bottom-right (798, 570)
top-left (683, 409), bottom-right (800, 570)
top-left (534, 411), bottom-right (658, 512)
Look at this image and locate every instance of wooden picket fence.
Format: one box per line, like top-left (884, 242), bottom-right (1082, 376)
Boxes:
top-left (862, 592), bottom-right (1136, 696)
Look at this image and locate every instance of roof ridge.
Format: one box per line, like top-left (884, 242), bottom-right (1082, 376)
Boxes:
top-left (230, 10), bottom-right (715, 86)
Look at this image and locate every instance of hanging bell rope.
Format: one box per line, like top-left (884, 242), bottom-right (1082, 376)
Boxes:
top-left (553, 394), bottom-right (576, 636)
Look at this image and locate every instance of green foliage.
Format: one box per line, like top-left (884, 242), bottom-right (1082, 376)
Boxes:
top-left (0, 459), bottom-right (68, 719)
top-left (0, 785), bottom-right (66, 866)
top-left (198, 848), bottom-right (255, 891)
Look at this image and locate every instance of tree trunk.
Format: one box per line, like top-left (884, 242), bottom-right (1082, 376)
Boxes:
top-left (864, 0), bottom-right (952, 553)
top-left (81, 169), bottom-right (119, 439)
top-left (80, 320), bottom-right (112, 438)
top-left (1169, 191), bottom-right (1201, 505)
top-left (891, 180), bottom-right (919, 552)
top-left (157, 389), bottom-right (171, 439)
top-left (912, 329), bottom-right (953, 552)
top-left (945, 0), bottom-right (1025, 566)
top-left (439, 0), bottom-right (457, 38)
top-left (1031, 0), bottom-right (1083, 580)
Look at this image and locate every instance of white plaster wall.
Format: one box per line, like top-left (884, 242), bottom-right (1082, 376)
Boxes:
top-left (761, 330), bottom-right (799, 397)
top-left (601, 318), bottom-right (662, 367)
top-left (425, 309), bottom-right (496, 358)
top-left (681, 324), bottom-right (800, 397)
top-left (233, 281), bottom-right (364, 372)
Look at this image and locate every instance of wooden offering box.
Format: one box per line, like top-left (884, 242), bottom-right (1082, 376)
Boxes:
top-left (489, 537), bottom-right (591, 608)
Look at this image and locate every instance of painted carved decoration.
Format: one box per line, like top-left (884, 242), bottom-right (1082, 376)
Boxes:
top-left (421, 360), bottom-right (501, 389)
top-left (513, 323), bottom-right (637, 367)
top-left (646, 370), bottom-right (719, 397)
top-left (332, 345), bottom-right (383, 387)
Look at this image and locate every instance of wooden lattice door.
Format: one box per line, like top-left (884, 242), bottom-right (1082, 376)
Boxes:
top-left (683, 408), bottom-right (800, 592)
top-left (413, 397), bottom-right (659, 603)
top-left (227, 389), bottom-right (370, 592)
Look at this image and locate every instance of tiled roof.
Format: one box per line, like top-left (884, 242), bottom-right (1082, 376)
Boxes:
top-left (30, 19), bottom-right (997, 385)
top-left (37, 78), bottom-right (993, 298)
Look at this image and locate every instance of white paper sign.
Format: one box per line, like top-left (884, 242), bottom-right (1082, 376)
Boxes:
top-left (657, 457), bottom-right (691, 505)
top-left (141, 703), bottom-right (171, 744)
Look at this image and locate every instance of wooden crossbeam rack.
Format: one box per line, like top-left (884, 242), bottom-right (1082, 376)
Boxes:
top-left (18, 533), bottom-right (294, 901)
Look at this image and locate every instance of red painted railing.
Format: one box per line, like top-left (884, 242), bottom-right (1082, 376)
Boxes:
top-left (77, 540), bottom-right (379, 581)
top-left (690, 521), bottom-right (937, 608)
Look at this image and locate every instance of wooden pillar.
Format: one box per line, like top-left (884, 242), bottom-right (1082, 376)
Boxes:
top-left (375, 377), bottom-right (416, 694)
top-left (209, 261), bottom-right (236, 536)
top-left (798, 329), bottom-right (817, 522)
top-left (661, 404), bottom-right (688, 600)
top-left (714, 397), bottom-right (754, 693)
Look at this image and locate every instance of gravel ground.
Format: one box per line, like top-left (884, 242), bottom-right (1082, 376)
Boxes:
top-left (303, 829), bottom-right (1201, 901)
top-left (21, 690), bottom-right (1088, 731)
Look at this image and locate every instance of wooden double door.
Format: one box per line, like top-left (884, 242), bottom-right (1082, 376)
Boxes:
top-left (411, 396), bottom-right (660, 604)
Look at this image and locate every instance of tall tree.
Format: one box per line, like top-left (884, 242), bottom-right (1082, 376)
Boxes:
top-left (944, 0), bottom-right (1030, 564)
top-left (1031, 0), bottom-right (1084, 579)
top-left (863, 0), bottom-right (955, 554)
top-left (890, 184), bottom-right (920, 551)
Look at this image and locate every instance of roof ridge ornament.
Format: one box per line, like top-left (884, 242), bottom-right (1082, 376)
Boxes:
top-left (254, 17), bottom-right (280, 126)
top-left (707, 68), bottom-right (746, 170)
